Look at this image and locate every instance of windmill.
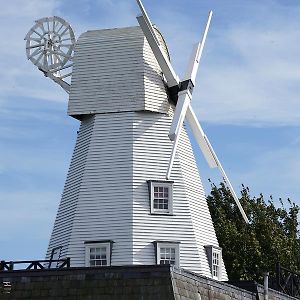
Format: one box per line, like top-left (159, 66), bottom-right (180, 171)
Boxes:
top-left (24, 1), bottom-right (248, 281)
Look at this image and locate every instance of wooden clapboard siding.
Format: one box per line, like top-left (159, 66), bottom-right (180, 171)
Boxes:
top-left (65, 112), bottom-right (134, 266)
top-left (47, 109), bottom-right (226, 277)
top-left (68, 26), bottom-right (171, 118)
top-left (130, 111), bottom-right (227, 278)
top-left (132, 112), bottom-right (202, 274)
top-left (143, 37), bottom-right (171, 114)
top-left (68, 27), bottom-right (145, 116)
top-left (177, 125), bottom-right (228, 280)
top-left (47, 26), bottom-right (227, 280)
top-left (46, 116), bottom-right (95, 260)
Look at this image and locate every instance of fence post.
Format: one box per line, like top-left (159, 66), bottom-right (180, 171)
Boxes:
top-left (0, 261), bottom-right (4, 271)
top-left (276, 262), bottom-right (281, 291)
top-left (264, 272), bottom-right (269, 300)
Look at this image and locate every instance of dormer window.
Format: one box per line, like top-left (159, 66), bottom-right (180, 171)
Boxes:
top-left (153, 241), bottom-right (180, 267)
top-left (212, 250), bottom-right (220, 278)
top-left (147, 180), bottom-right (174, 215)
top-left (84, 240), bottom-right (113, 267)
top-left (205, 245), bottom-right (222, 280)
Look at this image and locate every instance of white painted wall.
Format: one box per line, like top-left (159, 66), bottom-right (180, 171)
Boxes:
top-left (46, 115), bottom-right (95, 260)
top-left (47, 26), bottom-right (228, 280)
top-left (132, 112), bottom-right (203, 273)
top-left (65, 112), bottom-right (134, 265)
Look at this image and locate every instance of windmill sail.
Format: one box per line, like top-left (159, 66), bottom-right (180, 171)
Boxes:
top-left (135, 0), bottom-right (248, 224)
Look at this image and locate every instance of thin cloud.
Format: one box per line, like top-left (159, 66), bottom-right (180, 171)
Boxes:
top-left (0, 0), bottom-right (67, 105)
top-left (0, 191), bottom-right (59, 238)
top-left (193, 2), bottom-right (300, 126)
top-left (236, 145), bottom-right (300, 201)
top-left (0, 0), bottom-right (61, 18)
top-left (149, 0), bottom-right (300, 127)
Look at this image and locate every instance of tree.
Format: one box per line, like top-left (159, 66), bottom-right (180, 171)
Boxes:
top-left (207, 182), bottom-right (300, 282)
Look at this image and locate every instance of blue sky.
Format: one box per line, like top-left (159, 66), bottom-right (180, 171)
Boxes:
top-left (1, 0), bottom-right (299, 261)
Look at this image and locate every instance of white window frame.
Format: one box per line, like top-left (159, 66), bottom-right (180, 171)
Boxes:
top-left (205, 245), bottom-right (222, 280)
top-left (148, 181), bottom-right (173, 215)
top-left (84, 241), bottom-right (111, 267)
top-left (154, 242), bottom-right (180, 268)
top-left (212, 248), bottom-right (221, 280)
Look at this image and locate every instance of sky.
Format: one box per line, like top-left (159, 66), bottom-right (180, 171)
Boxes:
top-left (0, 0), bottom-right (300, 261)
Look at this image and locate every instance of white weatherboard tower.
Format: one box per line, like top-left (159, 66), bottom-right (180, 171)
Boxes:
top-left (25, 1), bottom-right (248, 281)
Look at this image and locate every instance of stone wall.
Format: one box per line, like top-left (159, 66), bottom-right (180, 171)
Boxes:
top-left (171, 268), bottom-right (254, 300)
top-left (257, 284), bottom-right (297, 300)
top-left (0, 265), bottom-right (297, 300)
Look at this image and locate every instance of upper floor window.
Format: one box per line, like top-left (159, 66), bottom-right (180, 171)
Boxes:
top-left (84, 241), bottom-right (113, 267)
top-left (205, 245), bottom-right (222, 280)
top-left (147, 180), bottom-right (174, 215)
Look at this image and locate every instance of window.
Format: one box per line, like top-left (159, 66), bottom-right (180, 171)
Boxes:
top-left (212, 251), bottom-right (220, 279)
top-left (159, 247), bottom-right (176, 265)
top-left (84, 241), bottom-right (113, 267)
top-left (153, 241), bottom-right (180, 267)
top-left (147, 180), bottom-right (174, 214)
top-left (205, 245), bottom-right (222, 280)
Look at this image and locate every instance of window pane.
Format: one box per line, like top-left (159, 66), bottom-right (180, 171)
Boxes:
top-left (159, 247), bottom-right (176, 265)
top-left (153, 185), bottom-right (169, 211)
top-left (212, 251), bottom-right (220, 278)
top-left (89, 246), bottom-right (108, 267)
top-left (90, 260), bottom-right (95, 266)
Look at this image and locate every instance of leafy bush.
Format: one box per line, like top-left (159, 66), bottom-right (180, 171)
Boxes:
top-left (207, 182), bottom-right (300, 282)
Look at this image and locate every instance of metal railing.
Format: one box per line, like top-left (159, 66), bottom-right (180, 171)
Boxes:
top-left (0, 258), bottom-right (70, 271)
top-left (275, 262), bottom-right (300, 298)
